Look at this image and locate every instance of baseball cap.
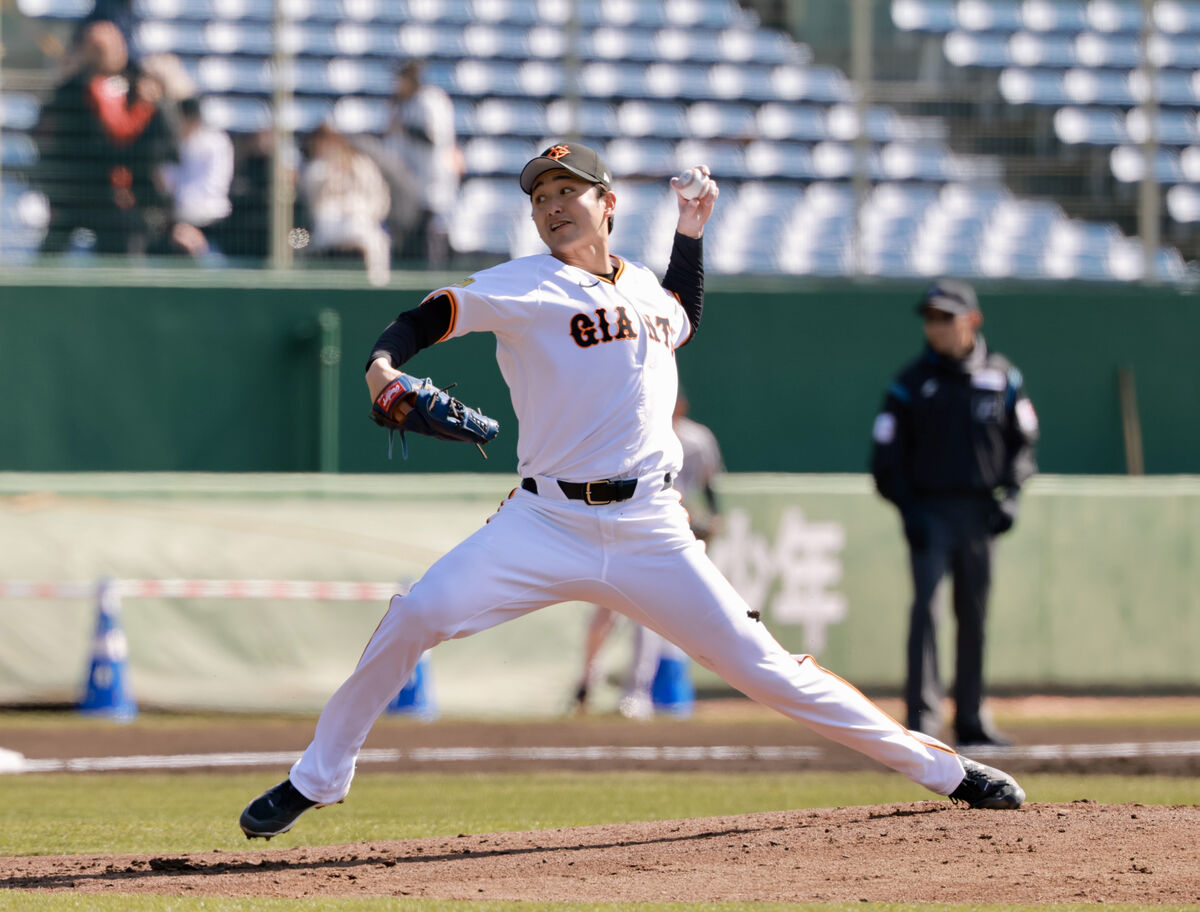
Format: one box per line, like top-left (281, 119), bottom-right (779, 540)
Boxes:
top-left (917, 278), bottom-right (979, 316)
top-left (519, 142), bottom-right (613, 195)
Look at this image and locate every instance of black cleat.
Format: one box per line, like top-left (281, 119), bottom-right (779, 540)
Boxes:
top-left (949, 757), bottom-right (1026, 810)
top-left (239, 778), bottom-right (320, 840)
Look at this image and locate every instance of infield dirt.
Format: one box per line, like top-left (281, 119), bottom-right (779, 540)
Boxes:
top-left (1, 696), bottom-right (1198, 903)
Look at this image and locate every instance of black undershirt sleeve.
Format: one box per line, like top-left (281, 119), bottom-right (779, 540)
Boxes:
top-left (365, 294), bottom-right (453, 372)
top-left (661, 232), bottom-right (704, 339)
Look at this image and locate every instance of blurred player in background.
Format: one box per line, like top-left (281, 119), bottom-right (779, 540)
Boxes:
top-left (870, 278), bottom-right (1039, 748)
top-left (573, 390), bottom-right (723, 719)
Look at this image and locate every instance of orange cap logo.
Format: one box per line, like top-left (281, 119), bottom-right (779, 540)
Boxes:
top-left (545, 144), bottom-right (571, 160)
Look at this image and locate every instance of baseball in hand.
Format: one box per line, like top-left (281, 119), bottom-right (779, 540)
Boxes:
top-left (674, 167), bottom-right (710, 200)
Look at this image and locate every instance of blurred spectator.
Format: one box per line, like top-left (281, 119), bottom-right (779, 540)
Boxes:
top-left (35, 19), bottom-right (173, 255)
top-left (299, 123), bottom-right (391, 286)
top-left (154, 97), bottom-right (234, 259)
top-left (382, 60), bottom-right (462, 266)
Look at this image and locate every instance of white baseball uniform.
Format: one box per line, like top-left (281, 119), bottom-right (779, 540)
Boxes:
top-left (288, 250), bottom-right (967, 805)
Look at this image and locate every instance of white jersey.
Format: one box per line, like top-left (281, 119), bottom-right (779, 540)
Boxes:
top-left (425, 253), bottom-right (692, 481)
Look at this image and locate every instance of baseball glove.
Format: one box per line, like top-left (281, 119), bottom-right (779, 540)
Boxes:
top-left (371, 373), bottom-right (499, 459)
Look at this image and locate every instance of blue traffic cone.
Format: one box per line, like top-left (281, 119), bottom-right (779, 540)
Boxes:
top-left (650, 644), bottom-right (694, 718)
top-left (386, 651), bottom-right (437, 720)
top-left (79, 579), bottom-right (138, 721)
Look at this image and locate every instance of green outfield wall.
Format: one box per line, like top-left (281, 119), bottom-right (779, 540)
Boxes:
top-left (1, 473), bottom-right (1195, 715)
top-left (1, 274), bottom-right (1198, 474)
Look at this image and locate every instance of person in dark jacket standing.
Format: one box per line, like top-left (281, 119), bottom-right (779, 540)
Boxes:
top-left (870, 278), bottom-right (1038, 748)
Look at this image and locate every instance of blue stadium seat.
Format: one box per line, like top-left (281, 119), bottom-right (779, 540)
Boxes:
top-left (453, 58), bottom-right (522, 96)
top-left (1021, 0), bottom-right (1089, 33)
top-left (201, 95), bottom-right (273, 132)
top-left (1166, 182), bottom-right (1200, 222)
top-left (1137, 69), bottom-right (1198, 106)
top-left (655, 28), bottom-right (723, 63)
top-left (1053, 106), bottom-right (1130, 144)
top-left (755, 102), bottom-right (830, 142)
top-left (707, 63), bottom-right (777, 102)
top-left (944, 30), bottom-right (1014, 67)
top-left (333, 22), bottom-right (401, 56)
top-left (16, 0), bottom-right (94, 17)
top-left (686, 100), bottom-right (756, 139)
top-left (461, 136), bottom-right (538, 177)
top-left (1125, 107), bottom-right (1199, 146)
top-left (891, 0), bottom-right (959, 33)
top-left (1010, 30), bottom-right (1078, 67)
top-left (331, 95), bottom-right (391, 133)
top-left (580, 61), bottom-right (651, 99)
top-left (0, 93), bottom-right (42, 132)
top-left (743, 140), bottom-right (818, 180)
top-left (545, 99), bottom-right (620, 138)
top-left (955, 0), bottom-right (1025, 32)
top-left (674, 138), bottom-right (748, 178)
top-left (187, 56), bottom-right (272, 94)
top-left (397, 22), bottom-right (466, 58)
top-left (999, 67), bottom-right (1072, 104)
top-left (473, 98), bottom-right (547, 136)
top-left (617, 100), bottom-right (690, 139)
top-left (1155, 0), bottom-right (1200, 34)
top-left (1148, 33), bottom-right (1200, 69)
top-left (1110, 144), bottom-right (1187, 183)
top-left (470, 0), bottom-right (541, 27)
top-left (0, 176), bottom-right (50, 259)
top-left (462, 23), bottom-right (529, 58)
top-left (717, 27), bottom-right (807, 65)
top-left (1074, 31), bottom-right (1141, 68)
top-left (1086, 0), bottom-right (1143, 33)
top-left (770, 64), bottom-right (853, 103)
top-left (603, 137), bottom-right (678, 177)
top-left (1, 133), bottom-right (39, 169)
top-left (1064, 67), bottom-right (1135, 105)
top-left (517, 59), bottom-right (565, 97)
top-left (283, 0), bottom-right (345, 21)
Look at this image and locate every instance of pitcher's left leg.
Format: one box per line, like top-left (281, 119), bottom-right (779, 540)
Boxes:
top-left (612, 542), bottom-right (966, 797)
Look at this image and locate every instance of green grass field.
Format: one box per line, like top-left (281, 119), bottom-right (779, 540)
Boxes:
top-left (1, 768), bottom-right (1199, 912)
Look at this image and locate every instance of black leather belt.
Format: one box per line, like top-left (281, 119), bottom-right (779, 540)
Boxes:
top-left (521, 474), bottom-right (672, 506)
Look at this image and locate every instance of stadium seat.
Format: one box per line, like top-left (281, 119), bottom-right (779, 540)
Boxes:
top-left (1086, 0), bottom-right (1144, 34)
top-left (944, 30), bottom-right (1014, 68)
top-left (462, 23), bottom-right (529, 58)
top-left (1053, 106), bottom-right (1130, 145)
top-left (0, 93), bottom-right (41, 132)
top-left (1125, 107), bottom-right (1200, 146)
top-left (603, 137), bottom-right (678, 177)
top-left (756, 102), bottom-right (830, 142)
top-left (516, 59), bottom-right (565, 97)
top-left (1155, 0), bottom-right (1200, 34)
top-left (743, 140), bottom-right (819, 180)
top-left (1110, 144), bottom-right (1187, 183)
top-left (545, 98), bottom-right (620, 139)
top-left (674, 138), bottom-right (747, 178)
top-left (1022, 0), bottom-right (1089, 33)
top-left (474, 97), bottom-right (548, 136)
top-left (189, 56), bottom-right (273, 94)
top-left (461, 135), bottom-right (538, 177)
top-left (770, 65), bottom-right (853, 103)
top-left (1166, 182), bottom-right (1200, 222)
top-left (955, 0), bottom-right (1025, 32)
top-left (1074, 31), bottom-right (1141, 68)
top-left (16, 0), bottom-right (94, 17)
top-left (685, 100), bottom-right (756, 139)
top-left (891, 0), bottom-right (959, 33)
top-left (1010, 30), bottom-right (1078, 68)
top-left (1, 133), bottom-right (39, 169)
top-left (617, 100), bottom-right (690, 139)
top-left (331, 95), bottom-right (391, 133)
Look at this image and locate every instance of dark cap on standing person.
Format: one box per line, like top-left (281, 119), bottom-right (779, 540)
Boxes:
top-left (519, 142), bottom-right (613, 195)
top-left (916, 278), bottom-right (980, 316)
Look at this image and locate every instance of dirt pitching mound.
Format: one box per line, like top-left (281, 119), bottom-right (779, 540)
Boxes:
top-left (3, 801), bottom-right (1197, 903)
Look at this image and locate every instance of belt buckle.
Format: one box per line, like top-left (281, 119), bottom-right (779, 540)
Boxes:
top-left (584, 480), bottom-right (613, 505)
